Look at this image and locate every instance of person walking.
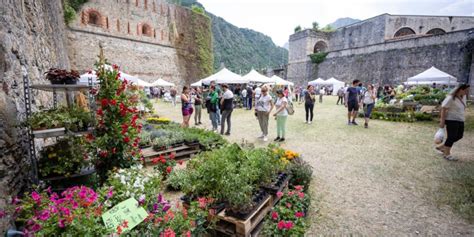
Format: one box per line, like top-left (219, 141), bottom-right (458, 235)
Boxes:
top-left (304, 85), bottom-right (316, 124)
top-left (362, 84), bottom-right (377, 128)
top-left (180, 86), bottom-right (193, 128)
top-left (170, 87), bottom-right (177, 106)
top-left (255, 86), bottom-right (274, 141)
top-left (273, 89), bottom-right (288, 142)
top-left (220, 84), bottom-right (234, 135)
top-left (241, 86), bottom-right (248, 109)
top-left (295, 87), bottom-right (300, 102)
top-left (246, 86), bottom-right (253, 110)
top-left (345, 80), bottom-right (361, 125)
top-left (337, 87), bottom-right (345, 105)
top-left (319, 87), bottom-right (325, 103)
top-left (193, 87), bottom-right (203, 125)
top-left (206, 85), bottom-right (219, 132)
top-left (436, 84), bottom-right (470, 161)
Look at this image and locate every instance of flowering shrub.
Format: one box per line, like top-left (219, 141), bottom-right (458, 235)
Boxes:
top-left (98, 165), bottom-right (163, 208)
top-left (89, 57), bottom-right (142, 182)
top-left (271, 145), bottom-right (300, 165)
top-left (262, 186), bottom-right (311, 236)
top-left (12, 186), bottom-right (110, 236)
top-left (152, 153), bottom-right (177, 178)
top-left (147, 117), bottom-right (171, 124)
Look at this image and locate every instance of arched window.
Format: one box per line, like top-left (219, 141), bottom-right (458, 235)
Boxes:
top-left (141, 23), bottom-right (153, 37)
top-left (426, 28), bottom-right (446, 35)
top-left (313, 41), bottom-right (328, 53)
top-left (394, 27), bottom-right (416, 38)
top-left (87, 10), bottom-right (102, 27)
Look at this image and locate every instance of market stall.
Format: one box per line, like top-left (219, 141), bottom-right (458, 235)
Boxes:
top-left (151, 78), bottom-right (175, 87)
top-left (242, 69), bottom-right (274, 84)
top-left (201, 67), bottom-right (248, 85)
top-left (405, 66), bottom-right (458, 86)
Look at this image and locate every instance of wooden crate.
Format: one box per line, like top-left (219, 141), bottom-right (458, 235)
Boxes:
top-left (141, 144), bottom-right (200, 166)
top-left (214, 196), bottom-right (273, 237)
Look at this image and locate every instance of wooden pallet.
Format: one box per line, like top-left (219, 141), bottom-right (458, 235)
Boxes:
top-left (215, 196), bottom-right (273, 237)
top-left (141, 144), bottom-right (200, 166)
top-left (268, 175), bottom-right (291, 206)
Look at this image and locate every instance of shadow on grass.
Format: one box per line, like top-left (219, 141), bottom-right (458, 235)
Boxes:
top-left (435, 160), bottom-right (474, 223)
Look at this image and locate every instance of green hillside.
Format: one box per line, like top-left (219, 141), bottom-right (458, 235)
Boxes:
top-left (169, 0), bottom-right (288, 74)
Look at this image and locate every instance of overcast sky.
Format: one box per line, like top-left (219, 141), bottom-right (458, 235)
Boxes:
top-left (198, 0), bottom-right (474, 47)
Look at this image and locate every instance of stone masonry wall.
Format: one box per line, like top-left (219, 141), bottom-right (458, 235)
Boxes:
top-left (0, 0), bottom-right (71, 232)
top-left (68, 0), bottom-right (208, 86)
top-left (289, 30), bottom-right (473, 86)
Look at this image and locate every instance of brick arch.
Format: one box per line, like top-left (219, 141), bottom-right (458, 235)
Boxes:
top-left (313, 41), bottom-right (328, 53)
top-left (426, 28), bottom-right (446, 35)
top-left (140, 23), bottom-right (153, 37)
top-left (393, 27), bottom-right (416, 38)
top-left (83, 9), bottom-right (104, 27)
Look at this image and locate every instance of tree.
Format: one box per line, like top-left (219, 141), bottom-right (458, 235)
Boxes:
top-left (294, 25), bottom-right (302, 33)
top-left (321, 25), bottom-right (335, 32)
top-left (312, 22), bottom-right (319, 30)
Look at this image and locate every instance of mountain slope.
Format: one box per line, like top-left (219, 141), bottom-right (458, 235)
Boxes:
top-left (328, 17), bottom-right (361, 29)
top-left (170, 0), bottom-right (288, 73)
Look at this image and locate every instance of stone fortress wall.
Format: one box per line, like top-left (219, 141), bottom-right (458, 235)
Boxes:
top-left (68, 0), bottom-right (207, 85)
top-left (287, 14), bottom-right (474, 86)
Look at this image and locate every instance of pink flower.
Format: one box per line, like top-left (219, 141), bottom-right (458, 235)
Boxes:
top-left (277, 220), bottom-right (286, 230)
top-left (11, 196), bottom-right (20, 205)
top-left (0, 210), bottom-right (6, 218)
top-left (288, 191), bottom-right (295, 196)
top-left (185, 230), bottom-right (191, 237)
top-left (298, 192), bottom-right (305, 199)
top-left (295, 212), bottom-right (304, 218)
top-left (38, 210), bottom-right (50, 221)
top-left (31, 192), bottom-right (41, 203)
top-left (284, 221), bottom-right (294, 229)
top-left (106, 188), bottom-right (114, 199)
top-left (198, 197), bottom-right (207, 209)
top-left (294, 185), bottom-right (303, 191)
top-left (286, 202), bottom-right (292, 208)
top-left (276, 191), bottom-right (284, 198)
top-left (163, 228), bottom-right (176, 237)
top-left (271, 211), bottom-right (279, 220)
top-left (30, 223), bottom-right (41, 232)
top-left (58, 219), bottom-right (66, 228)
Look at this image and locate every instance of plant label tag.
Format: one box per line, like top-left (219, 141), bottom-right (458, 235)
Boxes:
top-left (102, 197), bottom-right (148, 233)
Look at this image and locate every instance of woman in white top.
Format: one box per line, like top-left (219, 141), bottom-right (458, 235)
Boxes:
top-left (255, 86), bottom-right (274, 141)
top-left (362, 84), bottom-right (377, 128)
top-left (273, 89), bottom-right (288, 142)
top-left (436, 84), bottom-right (470, 161)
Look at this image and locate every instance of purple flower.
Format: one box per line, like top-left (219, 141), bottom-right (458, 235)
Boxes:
top-left (58, 219), bottom-right (66, 228)
top-left (46, 186), bottom-right (52, 194)
top-left (157, 194), bottom-right (163, 203)
top-left (106, 188), bottom-right (114, 199)
top-left (11, 196), bottom-right (20, 205)
top-left (162, 204), bottom-right (171, 212)
top-left (0, 210), bottom-right (6, 218)
top-left (30, 223), bottom-right (41, 232)
top-left (153, 203), bottom-right (159, 212)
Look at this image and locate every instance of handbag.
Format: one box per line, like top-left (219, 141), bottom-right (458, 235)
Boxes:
top-left (286, 100), bottom-right (295, 115)
top-left (434, 128), bottom-right (445, 144)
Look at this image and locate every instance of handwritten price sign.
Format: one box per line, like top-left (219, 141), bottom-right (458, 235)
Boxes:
top-left (102, 198), bottom-right (148, 233)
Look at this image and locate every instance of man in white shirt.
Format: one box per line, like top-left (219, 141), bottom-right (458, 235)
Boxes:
top-left (220, 84), bottom-right (234, 135)
top-left (241, 87), bottom-right (248, 108)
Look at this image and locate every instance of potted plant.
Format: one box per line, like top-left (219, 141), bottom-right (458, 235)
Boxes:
top-left (45, 68), bottom-right (80, 85)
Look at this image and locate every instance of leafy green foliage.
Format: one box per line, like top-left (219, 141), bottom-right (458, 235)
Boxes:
top-left (63, 0), bottom-right (88, 25)
top-left (27, 106), bottom-right (92, 132)
top-left (191, 9), bottom-right (214, 78)
top-left (320, 24), bottom-right (336, 32)
top-left (312, 22), bottom-right (319, 30)
top-left (38, 137), bottom-right (90, 178)
top-left (309, 52), bottom-right (329, 64)
top-left (288, 158), bottom-right (313, 192)
top-left (294, 25), bottom-right (302, 33)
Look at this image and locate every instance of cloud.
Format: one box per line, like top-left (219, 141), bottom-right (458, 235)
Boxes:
top-left (438, 0), bottom-right (474, 16)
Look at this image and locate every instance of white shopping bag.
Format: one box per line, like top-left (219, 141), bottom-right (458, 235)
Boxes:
top-left (434, 128), bottom-right (445, 144)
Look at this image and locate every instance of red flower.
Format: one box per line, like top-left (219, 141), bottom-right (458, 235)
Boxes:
top-left (162, 228), bottom-right (176, 237)
top-left (122, 220), bottom-right (128, 228)
top-left (166, 166), bottom-right (172, 174)
top-left (277, 220), bottom-right (285, 230)
top-left (295, 212), bottom-right (304, 218)
top-left (112, 64), bottom-right (119, 70)
top-left (169, 153), bottom-right (175, 159)
top-left (99, 151), bottom-right (108, 158)
top-left (117, 226), bottom-right (123, 235)
top-left (295, 185), bottom-right (303, 191)
top-left (85, 133), bottom-right (94, 142)
top-left (198, 197), bottom-right (207, 209)
top-left (185, 231), bottom-right (191, 237)
top-left (96, 108), bottom-right (103, 116)
top-left (271, 211), bottom-right (279, 220)
top-left (110, 99), bottom-right (117, 106)
top-left (101, 99), bottom-right (108, 107)
top-left (123, 137), bottom-right (130, 143)
top-left (152, 158), bottom-right (160, 164)
top-left (178, 160), bottom-right (184, 165)
top-left (285, 221), bottom-right (294, 230)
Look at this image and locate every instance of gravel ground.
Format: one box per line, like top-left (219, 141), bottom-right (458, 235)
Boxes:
top-left (154, 96), bottom-right (474, 236)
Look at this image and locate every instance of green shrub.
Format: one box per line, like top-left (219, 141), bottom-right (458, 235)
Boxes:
top-left (414, 112), bottom-right (433, 121)
top-left (309, 52), bottom-right (329, 64)
top-left (288, 158), bottom-right (313, 192)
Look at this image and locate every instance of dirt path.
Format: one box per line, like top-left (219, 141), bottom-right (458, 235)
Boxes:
top-left (154, 96), bottom-right (474, 236)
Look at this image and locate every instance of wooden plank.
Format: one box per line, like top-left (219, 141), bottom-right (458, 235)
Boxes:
top-left (141, 144), bottom-right (197, 158)
top-left (216, 196), bottom-right (273, 237)
top-left (30, 84), bottom-right (90, 92)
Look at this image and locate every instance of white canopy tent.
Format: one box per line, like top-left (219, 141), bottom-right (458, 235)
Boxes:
top-left (271, 75), bottom-right (294, 86)
top-left (406, 66), bottom-right (458, 86)
top-left (151, 78), bottom-right (175, 87)
top-left (201, 67), bottom-right (248, 85)
top-left (242, 69), bottom-right (274, 83)
top-left (308, 78), bottom-right (328, 86)
top-left (79, 69), bottom-right (151, 86)
top-left (325, 77), bottom-right (345, 95)
top-left (190, 80), bottom-right (203, 87)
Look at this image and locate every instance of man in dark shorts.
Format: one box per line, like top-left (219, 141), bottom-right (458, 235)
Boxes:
top-left (345, 79), bottom-right (361, 125)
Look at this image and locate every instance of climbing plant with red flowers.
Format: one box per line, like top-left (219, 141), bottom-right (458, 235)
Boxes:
top-left (90, 51), bottom-right (142, 182)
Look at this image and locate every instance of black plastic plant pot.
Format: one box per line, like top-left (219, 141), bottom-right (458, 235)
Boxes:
top-left (40, 168), bottom-right (96, 193)
top-left (225, 191), bottom-right (269, 220)
top-left (64, 78), bottom-right (78, 85)
top-left (209, 202), bottom-right (226, 214)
